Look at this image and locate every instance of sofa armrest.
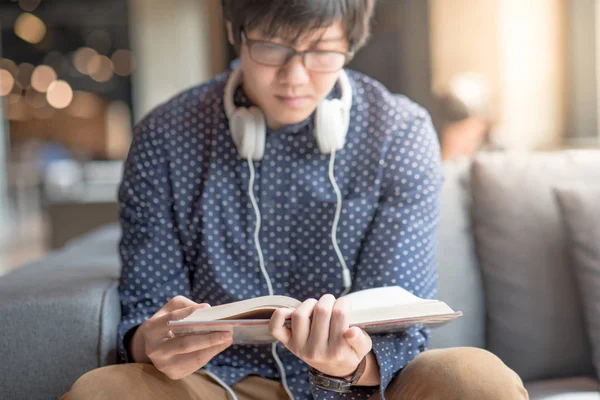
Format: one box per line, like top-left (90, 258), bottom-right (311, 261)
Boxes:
top-left (0, 225), bottom-right (121, 400)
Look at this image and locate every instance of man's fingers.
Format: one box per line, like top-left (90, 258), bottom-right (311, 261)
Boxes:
top-left (158, 331), bottom-right (233, 357)
top-left (307, 294), bottom-right (336, 349)
top-left (344, 327), bottom-right (372, 358)
top-left (149, 304), bottom-right (209, 334)
top-left (154, 296), bottom-right (200, 317)
top-left (291, 298), bottom-right (318, 348)
top-left (328, 296), bottom-right (351, 348)
top-left (269, 308), bottom-right (293, 346)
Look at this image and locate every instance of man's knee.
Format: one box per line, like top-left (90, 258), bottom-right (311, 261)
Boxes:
top-left (385, 347), bottom-right (529, 400)
top-left (62, 364), bottom-right (151, 400)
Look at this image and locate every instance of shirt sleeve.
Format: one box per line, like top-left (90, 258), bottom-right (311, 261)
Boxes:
top-left (311, 107), bottom-right (444, 400)
top-left (116, 110), bottom-right (192, 363)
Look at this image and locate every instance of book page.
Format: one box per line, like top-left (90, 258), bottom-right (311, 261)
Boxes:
top-left (173, 295), bottom-right (301, 323)
top-left (345, 286), bottom-right (436, 312)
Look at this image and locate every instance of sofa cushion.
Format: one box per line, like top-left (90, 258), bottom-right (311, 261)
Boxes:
top-left (0, 224), bottom-right (122, 399)
top-left (555, 185), bottom-right (600, 380)
top-left (431, 158), bottom-right (485, 350)
top-left (526, 377), bottom-right (600, 400)
top-left (471, 151), bottom-right (600, 381)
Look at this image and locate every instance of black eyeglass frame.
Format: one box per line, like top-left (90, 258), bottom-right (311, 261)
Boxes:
top-left (239, 28), bottom-right (354, 73)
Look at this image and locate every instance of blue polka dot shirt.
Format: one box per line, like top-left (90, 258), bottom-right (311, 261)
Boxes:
top-left (117, 69), bottom-right (444, 400)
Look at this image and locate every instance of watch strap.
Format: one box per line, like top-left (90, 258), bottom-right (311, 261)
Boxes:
top-left (309, 356), bottom-right (368, 393)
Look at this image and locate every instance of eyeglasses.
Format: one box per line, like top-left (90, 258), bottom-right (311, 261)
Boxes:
top-left (240, 29), bottom-right (353, 73)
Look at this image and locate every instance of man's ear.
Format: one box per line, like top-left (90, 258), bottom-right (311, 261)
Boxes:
top-left (226, 21), bottom-right (235, 46)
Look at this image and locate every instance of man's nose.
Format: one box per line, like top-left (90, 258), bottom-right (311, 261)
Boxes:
top-left (278, 55), bottom-right (310, 86)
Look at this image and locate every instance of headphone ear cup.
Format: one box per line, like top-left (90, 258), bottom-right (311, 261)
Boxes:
top-left (230, 108), bottom-right (257, 159)
top-left (315, 99), bottom-right (347, 154)
top-left (248, 106), bottom-right (266, 160)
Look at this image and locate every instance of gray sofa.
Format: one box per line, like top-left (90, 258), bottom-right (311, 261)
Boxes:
top-left (1, 150), bottom-right (599, 399)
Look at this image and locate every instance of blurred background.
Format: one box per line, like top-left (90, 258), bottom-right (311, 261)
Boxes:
top-left (0, 0), bottom-right (598, 276)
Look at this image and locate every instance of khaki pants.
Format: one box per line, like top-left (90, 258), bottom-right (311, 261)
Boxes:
top-left (61, 347), bottom-right (529, 400)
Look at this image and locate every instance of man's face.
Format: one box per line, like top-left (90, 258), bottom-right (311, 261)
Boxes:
top-left (228, 21), bottom-right (349, 130)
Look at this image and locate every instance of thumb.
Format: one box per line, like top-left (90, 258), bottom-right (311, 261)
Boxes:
top-left (184, 302), bottom-right (211, 317)
top-left (155, 296), bottom-right (209, 318)
top-left (344, 327), bottom-right (372, 358)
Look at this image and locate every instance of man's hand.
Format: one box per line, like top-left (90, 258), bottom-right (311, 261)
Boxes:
top-left (129, 296), bottom-right (233, 380)
top-left (269, 294), bottom-right (372, 378)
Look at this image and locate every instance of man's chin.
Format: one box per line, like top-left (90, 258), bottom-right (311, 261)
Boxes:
top-left (269, 111), bottom-right (313, 129)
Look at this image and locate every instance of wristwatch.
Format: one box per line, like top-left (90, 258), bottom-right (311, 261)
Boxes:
top-left (309, 356), bottom-right (367, 393)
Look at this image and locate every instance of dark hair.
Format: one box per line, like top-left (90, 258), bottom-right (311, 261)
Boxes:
top-left (221, 0), bottom-right (376, 53)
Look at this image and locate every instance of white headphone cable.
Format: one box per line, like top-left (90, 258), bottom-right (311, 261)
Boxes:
top-left (271, 341), bottom-right (295, 400)
top-left (328, 150), bottom-right (352, 296)
top-left (247, 157), bottom-right (295, 400)
top-left (247, 158), bottom-right (273, 296)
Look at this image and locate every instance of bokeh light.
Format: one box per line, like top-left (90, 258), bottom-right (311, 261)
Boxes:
top-left (14, 13), bottom-right (47, 44)
top-left (31, 65), bottom-right (57, 92)
top-left (46, 80), bottom-right (73, 109)
top-left (111, 49), bottom-right (135, 76)
top-left (0, 58), bottom-right (18, 77)
top-left (18, 0), bottom-right (41, 12)
top-left (88, 55), bottom-right (113, 82)
top-left (0, 70), bottom-right (15, 96)
top-left (73, 47), bottom-right (97, 75)
top-left (86, 55), bottom-right (100, 75)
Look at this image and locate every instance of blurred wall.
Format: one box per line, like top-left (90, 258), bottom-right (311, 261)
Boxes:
top-left (128, 0), bottom-right (221, 122)
top-left (496, 0), bottom-right (567, 150)
top-left (206, 0), bottom-right (227, 78)
top-left (567, 0), bottom-right (598, 142)
top-left (429, 0), bottom-right (567, 150)
top-left (429, 0), bottom-right (501, 115)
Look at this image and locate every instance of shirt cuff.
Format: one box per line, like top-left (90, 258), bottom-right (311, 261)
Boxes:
top-left (117, 318), bottom-right (145, 364)
top-left (370, 327), bottom-right (428, 399)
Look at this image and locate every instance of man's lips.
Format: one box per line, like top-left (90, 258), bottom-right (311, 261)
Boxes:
top-left (275, 95), bottom-right (310, 107)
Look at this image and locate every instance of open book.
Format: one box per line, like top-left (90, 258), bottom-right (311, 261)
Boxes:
top-left (168, 286), bottom-right (462, 344)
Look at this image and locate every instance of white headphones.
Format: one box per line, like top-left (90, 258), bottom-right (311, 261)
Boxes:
top-left (223, 66), bottom-right (354, 301)
top-left (223, 66), bottom-right (353, 160)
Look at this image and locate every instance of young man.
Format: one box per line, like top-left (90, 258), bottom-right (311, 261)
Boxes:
top-left (62, 1), bottom-right (528, 399)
